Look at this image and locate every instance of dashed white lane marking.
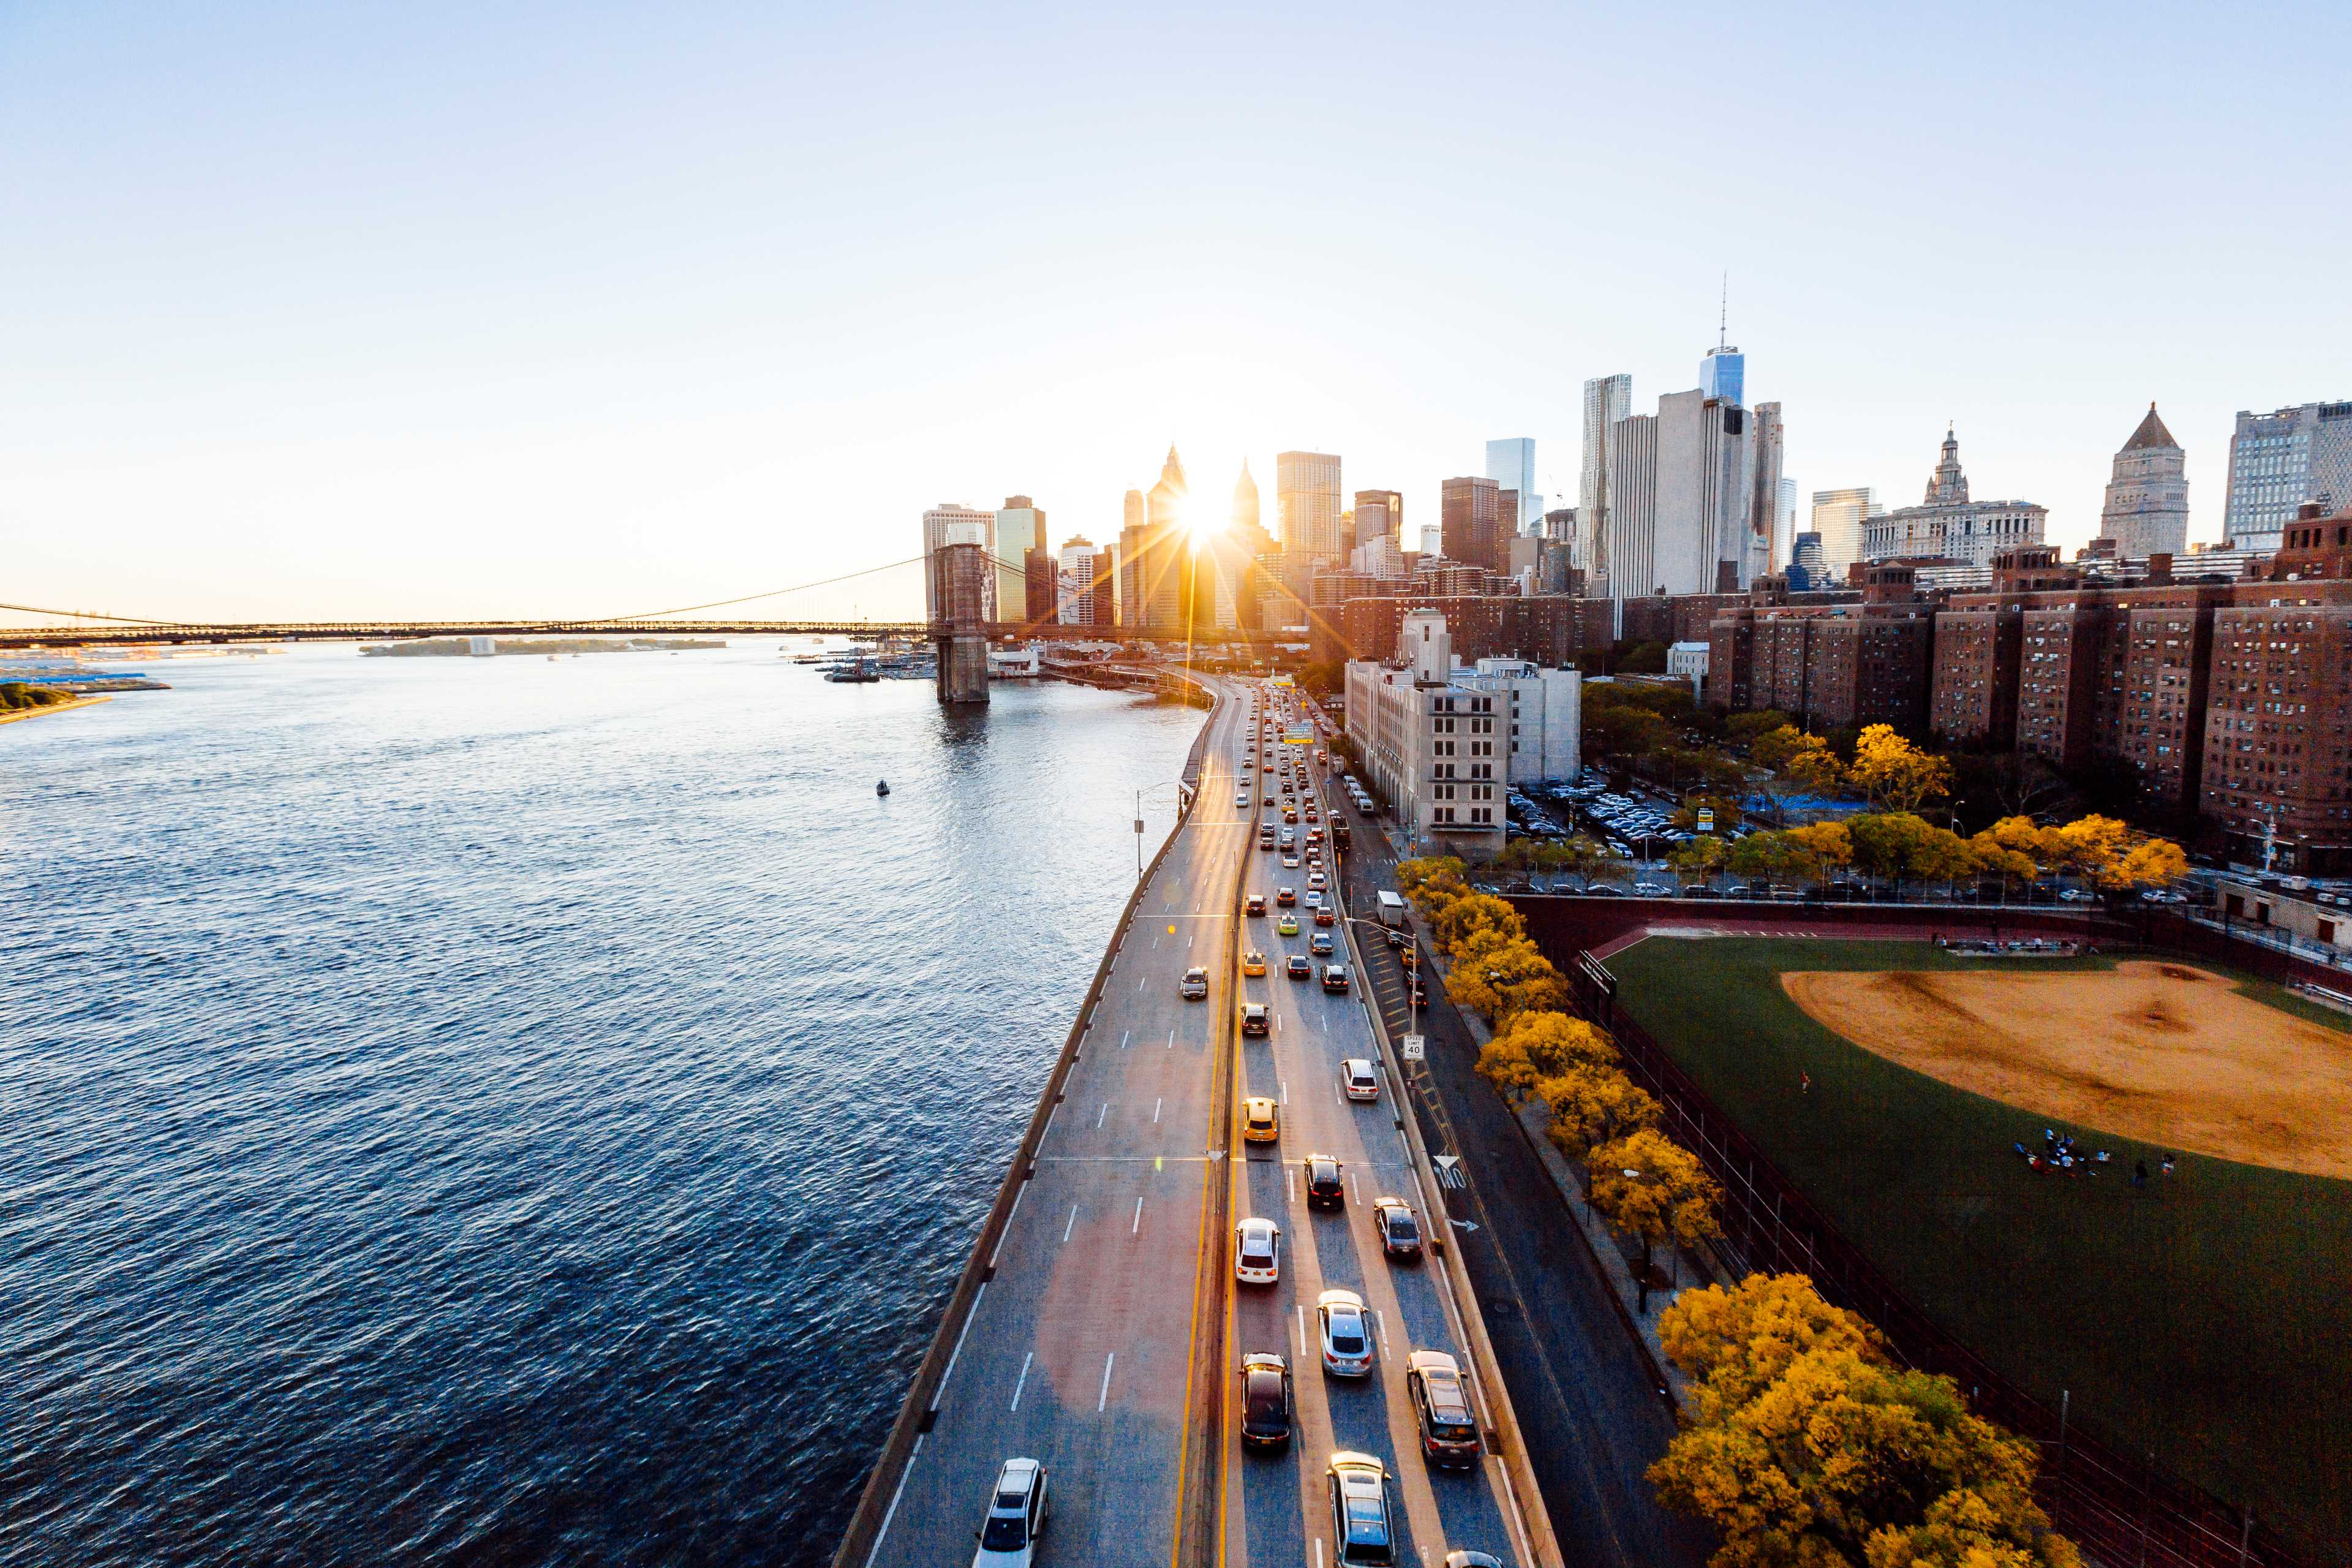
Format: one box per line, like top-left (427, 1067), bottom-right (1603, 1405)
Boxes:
top-left (1167, 1030), bottom-right (1175, 1049)
top-left (1153, 1096), bottom-right (1163, 1123)
top-left (1280, 1079), bottom-right (1289, 1106)
top-left (1132, 1196), bottom-right (1145, 1234)
top-left (1137, 976), bottom-right (1146, 992)
top-left (1121, 1029), bottom-right (1131, 1049)
top-left (1063, 1204), bottom-right (1079, 1243)
top-left (1097, 1352), bottom-right (1116, 1412)
top-left (934, 1281), bottom-right (986, 1405)
top-left (1009, 1351), bottom-right (1034, 1412)
top-left (1097, 1102), bottom-right (1110, 1128)
top-left (865, 1431), bottom-right (922, 1567)
top-left (1371, 1306), bottom-right (1390, 1359)
top-left (1294, 1304), bottom-right (1306, 1357)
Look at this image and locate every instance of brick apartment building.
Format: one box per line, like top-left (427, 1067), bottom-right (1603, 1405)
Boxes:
top-left (1704, 565), bottom-right (1937, 733)
top-left (1314, 594), bottom-right (1615, 669)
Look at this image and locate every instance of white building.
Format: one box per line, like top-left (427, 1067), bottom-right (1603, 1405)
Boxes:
top-left (1809, 487), bottom-right (1880, 580)
top-left (1343, 611), bottom-right (1582, 859)
top-left (1453, 657), bottom-right (1583, 784)
top-left (2223, 399), bottom-right (2352, 552)
top-left (2097, 404), bottom-right (2190, 559)
top-left (1058, 538), bottom-right (1100, 625)
top-left (1861, 428), bottom-right (2046, 568)
top-left (1276, 450), bottom-right (1344, 561)
top-left (1602, 389), bottom-right (1757, 601)
top-left (1666, 640), bottom-right (1710, 697)
top-left (1349, 531), bottom-right (1408, 581)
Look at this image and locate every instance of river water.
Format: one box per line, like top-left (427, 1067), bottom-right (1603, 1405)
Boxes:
top-left (0, 641), bottom-right (1203, 1567)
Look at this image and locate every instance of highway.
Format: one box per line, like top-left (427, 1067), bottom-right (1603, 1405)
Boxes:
top-left (853, 679), bottom-right (1551, 1568)
top-left (861, 679), bottom-right (1251, 1568)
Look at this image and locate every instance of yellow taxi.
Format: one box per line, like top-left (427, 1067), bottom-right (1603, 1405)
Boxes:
top-left (1242, 949), bottom-right (1267, 976)
top-left (1242, 1096), bottom-right (1280, 1144)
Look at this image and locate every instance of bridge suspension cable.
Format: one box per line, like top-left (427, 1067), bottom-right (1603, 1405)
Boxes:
top-left (594, 554), bottom-right (928, 622)
top-left (0, 601), bottom-right (182, 626)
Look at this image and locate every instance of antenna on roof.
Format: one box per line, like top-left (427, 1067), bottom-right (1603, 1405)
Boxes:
top-left (1718, 273), bottom-right (1728, 349)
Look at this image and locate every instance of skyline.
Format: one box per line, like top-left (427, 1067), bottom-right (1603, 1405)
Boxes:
top-left (6, 1), bottom-right (2348, 624)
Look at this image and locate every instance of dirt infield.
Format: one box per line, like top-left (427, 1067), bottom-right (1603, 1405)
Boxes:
top-left (1783, 959), bottom-right (2352, 1178)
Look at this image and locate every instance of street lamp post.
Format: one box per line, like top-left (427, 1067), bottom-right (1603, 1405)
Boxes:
top-left (1134, 780), bottom-right (1191, 883)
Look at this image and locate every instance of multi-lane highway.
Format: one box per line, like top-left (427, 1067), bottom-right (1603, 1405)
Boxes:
top-left (850, 678), bottom-right (1553, 1568)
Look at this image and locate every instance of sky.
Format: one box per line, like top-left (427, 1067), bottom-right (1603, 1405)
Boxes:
top-left (6, 1), bottom-right (2348, 625)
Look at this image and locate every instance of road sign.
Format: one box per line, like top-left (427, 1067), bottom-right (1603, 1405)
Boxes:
top-left (1697, 807), bottom-right (1714, 833)
top-left (1400, 1033), bottom-right (1425, 1061)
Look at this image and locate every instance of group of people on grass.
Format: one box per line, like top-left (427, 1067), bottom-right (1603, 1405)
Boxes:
top-left (1936, 935), bottom-right (2087, 957)
top-left (2015, 1127), bottom-right (2175, 1186)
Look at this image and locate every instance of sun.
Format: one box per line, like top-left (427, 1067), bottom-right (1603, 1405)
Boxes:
top-left (1182, 496), bottom-right (1221, 548)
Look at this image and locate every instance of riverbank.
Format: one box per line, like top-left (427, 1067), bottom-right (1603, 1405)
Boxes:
top-left (0, 693), bottom-right (111, 726)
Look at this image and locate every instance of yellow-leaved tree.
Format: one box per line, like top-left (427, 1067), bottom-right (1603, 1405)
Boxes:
top-left (1395, 856), bottom-right (1468, 913)
top-left (1585, 1128), bottom-right (1721, 1308)
top-left (1431, 892), bottom-right (1523, 958)
top-left (1849, 725), bottom-right (1953, 814)
top-left (1446, 934), bottom-right (1570, 1022)
top-left (2105, 835), bottom-right (2189, 890)
top-left (1657, 1272), bottom-right (1883, 1427)
top-left (1541, 1065), bottom-right (1664, 1161)
top-left (2051, 815), bottom-right (2130, 883)
top-left (1475, 1011), bottom-right (1619, 1101)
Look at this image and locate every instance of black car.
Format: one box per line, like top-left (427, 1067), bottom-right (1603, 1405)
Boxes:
top-left (1240, 1353), bottom-right (1294, 1450)
top-left (1305, 1155), bottom-right (1346, 1210)
top-left (1372, 1197), bottom-right (1422, 1261)
top-left (1287, 953), bottom-right (1313, 980)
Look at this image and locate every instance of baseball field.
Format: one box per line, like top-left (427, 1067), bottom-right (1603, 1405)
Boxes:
top-left (1608, 936), bottom-right (2352, 1562)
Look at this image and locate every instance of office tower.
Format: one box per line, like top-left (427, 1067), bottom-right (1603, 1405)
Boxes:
top-left (1748, 403), bottom-right (1785, 578)
top-left (1276, 451), bottom-right (1344, 560)
top-left (1789, 531), bottom-right (1826, 589)
top-left (1354, 489), bottom-right (1401, 548)
top-left (1232, 461), bottom-right (1261, 533)
top-left (1118, 489), bottom-right (1147, 627)
top-left (922, 503), bottom-right (997, 619)
top-left (1144, 447), bottom-right (1189, 631)
top-left (1418, 524), bottom-right (1444, 558)
top-left (1776, 477), bottom-right (1798, 568)
top-left (1860, 428), bottom-right (2046, 568)
top-left (1441, 476), bottom-right (1507, 571)
top-left (1057, 537), bottom-right (1098, 625)
top-left (1580, 374), bottom-right (1632, 576)
top-left (2223, 400), bottom-right (2352, 552)
top-left (1485, 439), bottom-right (1540, 531)
top-left (1699, 344), bottom-right (1744, 406)
top-left (1811, 488), bottom-right (1879, 579)
top-left (1601, 390), bottom-right (1757, 600)
top-left (2098, 404), bottom-right (2190, 558)
top-left (1022, 546), bottom-right (1057, 627)
top-left (993, 497), bottom-right (1046, 626)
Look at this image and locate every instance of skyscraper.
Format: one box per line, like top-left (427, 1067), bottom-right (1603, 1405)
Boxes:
top-left (1748, 404), bottom-right (1785, 579)
top-left (1232, 461), bottom-right (1261, 533)
top-left (1440, 476), bottom-right (1507, 572)
top-left (1485, 439), bottom-right (1540, 532)
top-left (1118, 489), bottom-right (1147, 627)
top-left (1354, 489), bottom-right (1402, 547)
top-left (993, 496), bottom-right (1046, 627)
top-left (922, 503), bottom-right (997, 619)
top-left (1809, 488), bottom-right (1879, 580)
top-left (1699, 344), bottom-right (1744, 405)
top-left (1600, 390), bottom-right (1756, 600)
top-left (1776, 477), bottom-right (1799, 569)
top-left (2098, 404), bottom-right (2190, 558)
top-left (1580, 374), bottom-right (1632, 576)
top-left (1276, 451), bottom-right (1344, 560)
top-left (1144, 447), bottom-right (1189, 631)
top-left (2223, 400), bottom-right (2352, 552)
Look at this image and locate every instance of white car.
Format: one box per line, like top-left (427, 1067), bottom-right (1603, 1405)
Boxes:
top-left (1180, 966), bottom-right (1209, 1000)
top-left (1308, 872), bottom-right (1327, 889)
top-left (1317, 1288), bottom-right (1374, 1376)
top-left (1235, 1216), bottom-right (1281, 1284)
top-left (972, 1457), bottom-right (1050, 1567)
top-left (1341, 1058), bottom-right (1381, 1101)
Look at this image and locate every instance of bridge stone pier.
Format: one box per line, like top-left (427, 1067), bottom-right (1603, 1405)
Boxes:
top-left (927, 541), bottom-right (992, 705)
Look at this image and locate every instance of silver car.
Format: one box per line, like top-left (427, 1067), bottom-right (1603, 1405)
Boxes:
top-left (972, 1457), bottom-right (1050, 1567)
top-left (1327, 1452), bottom-right (1394, 1565)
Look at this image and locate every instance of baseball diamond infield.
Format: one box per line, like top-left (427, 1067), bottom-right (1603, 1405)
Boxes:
top-left (1783, 960), bottom-right (2352, 1180)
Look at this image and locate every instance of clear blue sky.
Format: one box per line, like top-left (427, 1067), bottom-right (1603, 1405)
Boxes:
top-left (5, 1), bottom-right (2346, 622)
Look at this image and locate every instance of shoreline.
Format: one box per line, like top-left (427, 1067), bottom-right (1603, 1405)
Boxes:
top-left (0, 693), bottom-right (113, 726)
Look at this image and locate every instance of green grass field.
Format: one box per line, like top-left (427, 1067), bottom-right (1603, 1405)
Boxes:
top-left (1607, 937), bottom-right (2352, 1562)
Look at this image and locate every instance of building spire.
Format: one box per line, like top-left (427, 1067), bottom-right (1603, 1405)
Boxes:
top-left (1717, 272), bottom-right (1728, 349)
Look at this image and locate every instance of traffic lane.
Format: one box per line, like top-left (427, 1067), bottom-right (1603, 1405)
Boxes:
top-left (869, 1150), bottom-right (1204, 1568)
top-left (1231, 1131), bottom-right (1308, 1568)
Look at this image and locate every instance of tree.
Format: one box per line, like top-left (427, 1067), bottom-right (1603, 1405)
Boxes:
top-left (1727, 709), bottom-right (1795, 745)
top-left (1788, 744), bottom-right (1849, 799)
top-left (1783, 821), bottom-right (1855, 873)
top-left (1585, 704), bottom-right (1672, 762)
top-left (1848, 813), bottom-right (1977, 895)
top-left (1476, 1010), bottom-right (1619, 1099)
top-left (1395, 856), bottom-right (1468, 913)
top-left (1727, 831), bottom-right (1816, 886)
top-left (1648, 1347), bottom-right (2079, 1568)
top-left (1586, 1128), bottom-right (1721, 1309)
top-left (2106, 835), bottom-right (2188, 890)
top-left (1751, 725), bottom-right (1821, 774)
top-left (1669, 836), bottom-right (1729, 880)
top-left (1542, 1064), bottom-right (1664, 1161)
top-left (1447, 935), bottom-right (1570, 1022)
top-left (1671, 792), bottom-right (1742, 832)
top-left (2051, 814), bottom-right (2130, 884)
top-left (1659, 1273), bottom-right (1883, 1425)
top-left (1849, 725), bottom-right (1953, 814)
top-left (1431, 892), bottom-right (1523, 957)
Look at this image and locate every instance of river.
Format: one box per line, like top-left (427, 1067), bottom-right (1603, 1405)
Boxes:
top-left (0, 641), bottom-right (1204, 1567)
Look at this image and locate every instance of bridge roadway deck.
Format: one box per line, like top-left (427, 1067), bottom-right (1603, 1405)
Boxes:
top-left (859, 682), bottom-right (1251, 1568)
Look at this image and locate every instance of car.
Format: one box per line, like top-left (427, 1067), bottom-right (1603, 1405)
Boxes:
top-left (1277, 886), bottom-right (1297, 907)
top-left (1240, 1352), bottom-right (1294, 1451)
top-left (1284, 809), bottom-right (1299, 824)
top-left (1286, 952), bottom-right (1313, 979)
top-left (1372, 1196), bottom-right (1422, 1260)
top-left (1317, 1289), bottom-right (1374, 1376)
top-left (1278, 914), bottom-right (1300, 937)
top-left (1242, 1095), bottom-right (1280, 1142)
top-left (1314, 907), bottom-right (1335, 926)
top-left (1242, 949), bottom-right (1267, 976)
top-left (1309, 931), bottom-right (1335, 956)
top-left (1246, 892), bottom-right (1266, 916)
top-left (971, 1457), bottom-right (1050, 1567)
top-left (1308, 826), bottom-right (1325, 843)
top-left (1308, 872), bottom-right (1327, 890)
top-left (1180, 966), bottom-right (1208, 1000)
top-left (1403, 1350), bottom-right (1483, 1468)
top-left (1407, 978), bottom-right (1427, 1007)
top-left (1240, 1002), bottom-right (1270, 1036)
top-left (1322, 962), bottom-right (1352, 993)
top-left (1303, 890), bottom-right (1323, 910)
top-left (1304, 1153), bottom-right (1345, 1208)
top-left (1282, 853), bottom-right (1302, 869)
top-left (1234, 1216), bottom-right (1281, 1283)
top-left (1340, 1057), bottom-right (1379, 1099)
top-left (1632, 881), bottom-right (1672, 897)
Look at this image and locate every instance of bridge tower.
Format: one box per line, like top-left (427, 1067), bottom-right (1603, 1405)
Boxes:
top-left (929, 542), bottom-right (992, 705)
